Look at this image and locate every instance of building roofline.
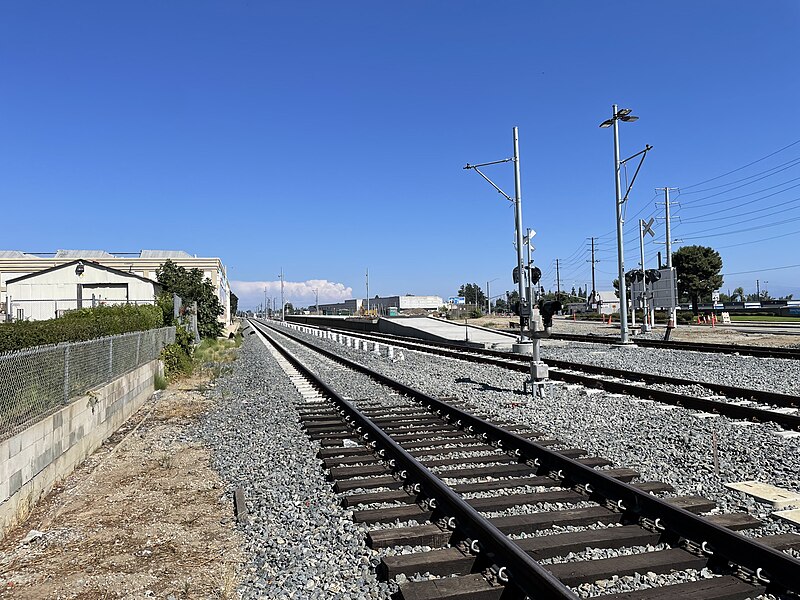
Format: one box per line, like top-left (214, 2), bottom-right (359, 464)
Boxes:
top-left (6, 259), bottom-right (163, 287)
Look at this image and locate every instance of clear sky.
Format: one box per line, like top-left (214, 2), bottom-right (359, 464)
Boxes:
top-left (2, 1), bottom-right (799, 309)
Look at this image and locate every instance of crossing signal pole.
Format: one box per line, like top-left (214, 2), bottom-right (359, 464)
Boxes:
top-left (657, 187), bottom-right (679, 326)
top-left (639, 217), bottom-right (655, 332)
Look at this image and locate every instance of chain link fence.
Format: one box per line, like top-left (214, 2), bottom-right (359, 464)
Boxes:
top-left (0, 326), bottom-right (175, 440)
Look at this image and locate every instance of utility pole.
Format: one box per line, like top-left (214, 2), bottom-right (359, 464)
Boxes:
top-left (314, 288), bottom-right (319, 315)
top-left (555, 259), bottom-right (561, 298)
top-left (264, 286), bottom-right (267, 318)
top-left (588, 237), bottom-right (598, 309)
top-left (366, 268), bottom-right (370, 313)
top-left (280, 268), bottom-right (285, 321)
top-left (756, 279), bottom-right (760, 298)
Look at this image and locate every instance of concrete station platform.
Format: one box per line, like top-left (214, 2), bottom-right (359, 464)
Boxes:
top-left (286, 314), bottom-right (517, 350)
top-left (382, 317), bottom-right (516, 350)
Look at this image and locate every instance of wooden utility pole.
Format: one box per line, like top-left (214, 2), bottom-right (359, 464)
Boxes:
top-left (556, 259), bottom-right (561, 297)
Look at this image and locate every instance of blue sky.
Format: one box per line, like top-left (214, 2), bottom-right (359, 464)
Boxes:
top-left (2, 2), bottom-right (799, 309)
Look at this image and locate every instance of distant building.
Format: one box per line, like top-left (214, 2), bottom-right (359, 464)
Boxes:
top-left (317, 299), bottom-right (364, 315)
top-left (590, 290), bottom-right (620, 315)
top-left (6, 260), bottom-right (162, 322)
top-left (317, 295), bottom-right (443, 316)
top-left (0, 249), bottom-right (231, 324)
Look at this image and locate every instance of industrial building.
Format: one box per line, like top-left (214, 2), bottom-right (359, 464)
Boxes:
top-left (0, 250), bottom-right (231, 324)
top-left (316, 295), bottom-right (443, 316)
top-left (6, 260), bottom-right (162, 322)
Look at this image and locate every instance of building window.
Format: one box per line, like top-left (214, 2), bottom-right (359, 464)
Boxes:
top-left (16, 308), bottom-right (24, 321)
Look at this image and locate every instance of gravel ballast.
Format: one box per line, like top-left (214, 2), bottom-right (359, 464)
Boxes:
top-left (267, 321), bottom-right (800, 597)
top-left (195, 330), bottom-right (393, 599)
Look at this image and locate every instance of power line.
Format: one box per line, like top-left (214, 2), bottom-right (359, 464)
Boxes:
top-left (716, 227), bottom-right (800, 250)
top-left (680, 195), bottom-right (800, 225)
top-left (680, 138), bottom-right (800, 190)
top-left (680, 174), bottom-right (800, 207)
top-left (681, 213), bottom-right (800, 240)
top-left (680, 156), bottom-right (800, 196)
top-left (722, 264), bottom-right (800, 276)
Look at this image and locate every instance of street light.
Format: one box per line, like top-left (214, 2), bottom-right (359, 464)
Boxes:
top-left (486, 278), bottom-right (499, 315)
top-left (599, 105), bottom-right (652, 344)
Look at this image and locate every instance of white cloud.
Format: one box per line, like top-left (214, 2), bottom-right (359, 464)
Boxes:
top-left (231, 279), bottom-right (353, 309)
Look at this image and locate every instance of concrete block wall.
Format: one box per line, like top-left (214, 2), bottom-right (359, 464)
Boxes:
top-left (0, 359), bottom-right (161, 540)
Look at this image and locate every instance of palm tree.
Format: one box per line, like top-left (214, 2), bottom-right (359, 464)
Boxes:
top-left (733, 287), bottom-right (745, 302)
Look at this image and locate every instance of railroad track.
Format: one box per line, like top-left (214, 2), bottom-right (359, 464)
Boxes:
top-left (265, 320), bottom-right (800, 431)
top-left (248, 319), bottom-right (800, 600)
top-left (549, 333), bottom-right (800, 361)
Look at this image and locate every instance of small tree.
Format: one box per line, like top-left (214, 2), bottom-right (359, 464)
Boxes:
top-left (230, 292), bottom-right (239, 317)
top-left (673, 245), bottom-right (724, 314)
top-left (457, 283), bottom-right (486, 308)
top-left (156, 259), bottom-right (224, 338)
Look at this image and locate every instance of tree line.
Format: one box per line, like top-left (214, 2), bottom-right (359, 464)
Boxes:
top-left (457, 244), bottom-right (786, 316)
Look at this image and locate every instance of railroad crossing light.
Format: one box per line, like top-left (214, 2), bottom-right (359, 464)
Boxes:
top-left (625, 270), bottom-right (639, 285)
top-left (512, 266), bottom-right (520, 284)
top-left (645, 269), bottom-right (661, 284)
top-left (539, 300), bottom-right (562, 328)
top-left (530, 266), bottom-right (542, 285)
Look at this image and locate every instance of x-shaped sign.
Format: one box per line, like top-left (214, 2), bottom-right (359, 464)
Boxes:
top-left (641, 217), bottom-right (655, 238)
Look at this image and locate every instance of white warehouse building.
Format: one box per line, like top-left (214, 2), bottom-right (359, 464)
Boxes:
top-left (0, 249), bottom-right (231, 324)
top-left (6, 260), bottom-right (162, 322)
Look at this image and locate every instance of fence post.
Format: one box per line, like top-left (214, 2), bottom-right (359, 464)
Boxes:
top-left (63, 345), bottom-right (70, 404)
top-left (136, 332), bottom-right (141, 366)
top-left (109, 337), bottom-right (114, 378)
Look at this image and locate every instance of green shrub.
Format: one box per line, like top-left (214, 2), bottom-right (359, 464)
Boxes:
top-left (160, 325), bottom-right (194, 379)
top-left (0, 304), bottom-right (164, 353)
top-left (154, 373), bottom-right (168, 390)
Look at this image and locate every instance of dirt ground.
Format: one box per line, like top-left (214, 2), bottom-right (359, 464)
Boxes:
top-left (469, 315), bottom-right (800, 348)
top-left (0, 375), bottom-right (244, 600)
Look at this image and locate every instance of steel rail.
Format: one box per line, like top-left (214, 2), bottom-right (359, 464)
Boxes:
top-left (550, 332), bottom-right (800, 360)
top-left (258, 319), bottom-right (800, 594)
top-left (249, 320), bottom-right (578, 599)
top-left (339, 326), bottom-right (800, 410)
top-left (275, 321), bottom-right (800, 429)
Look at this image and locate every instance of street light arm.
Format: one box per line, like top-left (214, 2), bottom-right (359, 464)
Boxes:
top-left (620, 144), bottom-right (653, 205)
top-left (467, 165), bottom-right (515, 203)
top-left (463, 157), bottom-right (513, 169)
top-left (619, 144), bottom-right (653, 165)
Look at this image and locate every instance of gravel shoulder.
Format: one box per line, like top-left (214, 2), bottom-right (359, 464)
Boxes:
top-left (0, 375), bottom-right (245, 600)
